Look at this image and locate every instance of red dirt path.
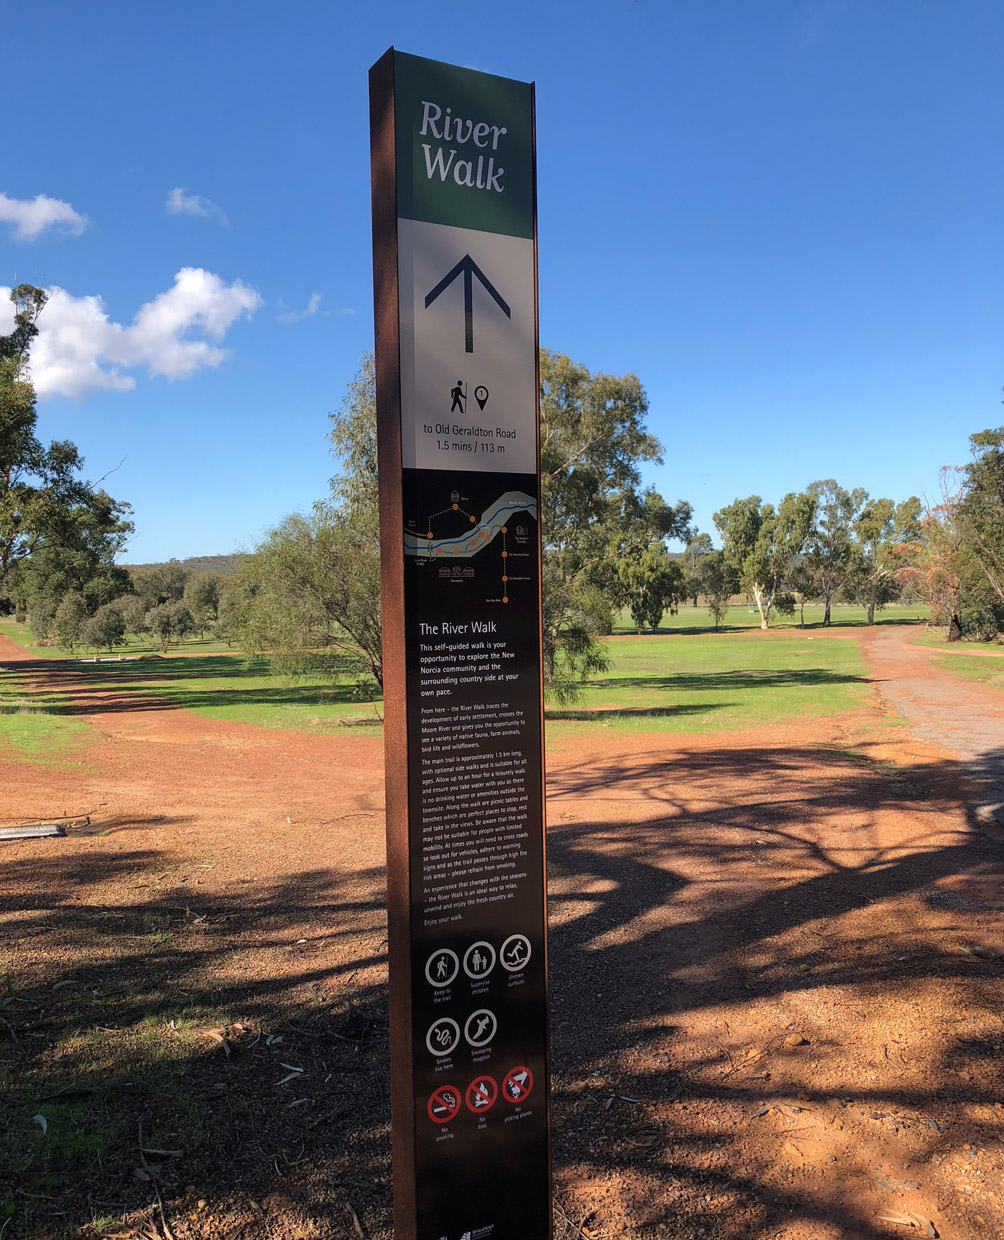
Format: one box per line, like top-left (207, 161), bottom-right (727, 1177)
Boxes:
top-left (1, 628), bottom-right (1002, 1240)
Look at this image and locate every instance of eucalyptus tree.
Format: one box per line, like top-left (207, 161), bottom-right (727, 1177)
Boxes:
top-left (682, 531), bottom-right (714, 607)
top-left (239, 350), bottom-right (692, 701)
top-left (805, 480), bottom-right (866, 626)
top-left (54, 591), bottom-right (88, 652)
top-left (1, 285), bottom-right (132, 597)
top-left (957, 426), bottom-right (1004, 606)
top-left (616, 541), bottom-right (685, 634)
top-left (714, 492), bottom-right (816, 630)
top-left (844, 496), bottom-right (922, 624)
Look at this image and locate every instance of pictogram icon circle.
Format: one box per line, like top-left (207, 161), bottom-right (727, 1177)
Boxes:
top-left (427, 1086), bottom-right (461, 1124)
top-left (465, 1074), bottom-right (498, 1113)
top-left (503, 1065), bottom-right (533, 1103)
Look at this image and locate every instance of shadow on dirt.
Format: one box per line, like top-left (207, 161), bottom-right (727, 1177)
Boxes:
top-left (1, 655), bottom-right (368, 719)
top-left (1, 746), bottom-right (1002, 1239)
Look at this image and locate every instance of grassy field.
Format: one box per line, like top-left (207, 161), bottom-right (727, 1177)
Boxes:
top-left (932, 648), bottom-right (1004, 692)
top-left (0, 625), bottom-right (880, 741)
top-left (909, 627), bottom-right (1004, 651)
top-left (71, 636), bottom-right (872, 738)
top-left (0, 665), bottom-right (97, 764)
top-left (72, 655), bottom-right (386, 734)
top-left (0, 618), bottom-right (234, 660)
top-left (612, 601), bottom-right (928, 634)
top-left (547, 628), bottom-right (873, 734)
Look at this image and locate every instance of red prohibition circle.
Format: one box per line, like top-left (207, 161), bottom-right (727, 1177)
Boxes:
top-left (502, 1066), bottom-right (534, 1104)
top-left (427, 1085), bottom-right (461, 1125)
top-left (465, 1074), bottom-right (499, 1114)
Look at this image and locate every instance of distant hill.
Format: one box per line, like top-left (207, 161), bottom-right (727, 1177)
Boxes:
top-left (121, 554), bottom-right (244, 576)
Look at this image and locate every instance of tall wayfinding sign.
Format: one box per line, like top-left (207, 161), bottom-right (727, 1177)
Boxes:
top-left (369, 48), bottom-right (550, 1240)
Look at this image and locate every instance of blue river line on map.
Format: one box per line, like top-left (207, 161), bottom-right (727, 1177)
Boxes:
top-left (404, 490), bottom-right (537, 559)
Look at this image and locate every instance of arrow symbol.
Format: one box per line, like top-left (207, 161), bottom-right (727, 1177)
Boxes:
top-left (424, 254), bottom-right (511, 354)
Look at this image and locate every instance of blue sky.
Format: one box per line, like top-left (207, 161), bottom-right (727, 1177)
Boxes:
top-left (3, 0), bottom-right (1002, 561)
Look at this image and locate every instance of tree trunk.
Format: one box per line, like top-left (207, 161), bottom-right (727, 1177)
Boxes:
top-left (867, 602), bottom-right (876, 625)
top-left (799, 599), bottom-right (805, 627)
top-left (754, 589), bottom-right (768, 630)
top-left (948, 613), bottom-right (963, 642)
top-left (823, 596), bottom-right (831, 627)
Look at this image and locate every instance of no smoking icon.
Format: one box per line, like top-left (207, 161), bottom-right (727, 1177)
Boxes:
top-left (427, 1086), bottom-right (461, 1125)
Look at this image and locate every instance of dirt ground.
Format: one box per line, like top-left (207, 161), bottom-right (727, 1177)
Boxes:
top-left (1, 627), bottom-right (1002, 1240)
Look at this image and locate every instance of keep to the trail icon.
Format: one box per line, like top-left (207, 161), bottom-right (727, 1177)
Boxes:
top-left (425, 948), bottom-right (459, 988)
top-left (465, 1075), bottom-right (499, 1113)
top-left (503, 1066), bottom-right (533, 1103)
top-left (427, 1086), bottom-right (461, 1125)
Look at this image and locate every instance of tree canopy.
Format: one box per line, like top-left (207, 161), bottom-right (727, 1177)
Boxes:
top-left (233, 349), bottom-right (692, 700)
top-left (713, 492), bottom-right (816, 629)
top-left (1, 284), bottom-right (133, 607)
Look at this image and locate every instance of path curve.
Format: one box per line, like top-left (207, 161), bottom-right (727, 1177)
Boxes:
top-left (859, 624), bottom-right (1004, 824)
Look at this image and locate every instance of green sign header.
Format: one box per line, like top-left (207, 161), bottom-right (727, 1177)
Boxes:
top-left (394, 51), bottom-right (534, 240)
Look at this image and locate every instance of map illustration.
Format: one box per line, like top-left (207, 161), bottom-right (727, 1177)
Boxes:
top-left (404, 490), bottom-right (537, 560)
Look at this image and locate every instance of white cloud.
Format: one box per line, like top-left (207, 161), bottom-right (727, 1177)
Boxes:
top-left (277, 292), bottom-right (324, 323)
top-left (0, 268), bottom-right (263, 398)
top-left (165, 187), bottom-right (228, 226)
top-left (0, 192), bottom-right (88, 240)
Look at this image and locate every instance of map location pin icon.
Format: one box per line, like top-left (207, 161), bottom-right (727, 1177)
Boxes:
top-left (474, 385), bottom-right (490, 411)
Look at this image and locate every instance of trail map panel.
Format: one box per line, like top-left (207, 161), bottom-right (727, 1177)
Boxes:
top-left (370, 48), bottom-right (550, 1240)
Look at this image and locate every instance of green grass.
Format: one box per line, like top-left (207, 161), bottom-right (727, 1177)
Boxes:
top-left (932, 650), bottom-right (1004, 693)
top-left (0, 667), bottom-right (97, 764)
top-left (547, 628), bottom-right (873, 734)
top-left (0, 973), bottom-right (250, 1240)
top-left (612, 601), bottom-right (928, 635)
top-left (0, 619), bottom-right (234, 660)
top-left (3, 616), bottom-right (889, 743)
top-left (59, 633), bottom-right (873, 739)
top-left (909, 627), bottom-right (1004, 651)
top-left (66, 655), bottom-right (385, 735)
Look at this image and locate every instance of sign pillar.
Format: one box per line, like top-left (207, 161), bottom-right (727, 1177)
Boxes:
top-left (370, 48), bottom-right (550, 1240)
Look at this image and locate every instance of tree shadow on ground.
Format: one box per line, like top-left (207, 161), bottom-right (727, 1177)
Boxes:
top-left (582, 669), bottom-right (871, 692)
top-left (2, 656), bottom-right (371, 719)
top-left (1, 746), bottom-right (1002, 1239)
top-left (546, 703), bottom-right (727, 722)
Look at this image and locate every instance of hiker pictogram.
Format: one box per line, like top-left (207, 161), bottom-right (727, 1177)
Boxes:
top-left (450, 380), bottom-right (466, 413)
top-left (425, 948), bottom-right (460, 988)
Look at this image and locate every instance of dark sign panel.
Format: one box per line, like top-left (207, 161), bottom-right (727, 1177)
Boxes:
top-left (370, 48), bottom-right (551, 1240)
